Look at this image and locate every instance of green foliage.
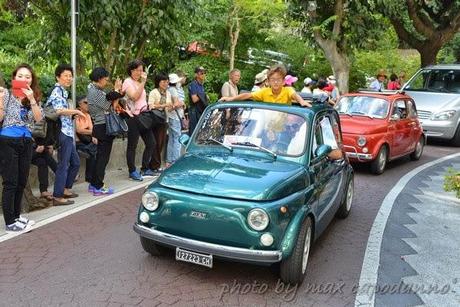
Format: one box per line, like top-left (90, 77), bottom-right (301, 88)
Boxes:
top-left (444, 168), bottom-right (460, 198)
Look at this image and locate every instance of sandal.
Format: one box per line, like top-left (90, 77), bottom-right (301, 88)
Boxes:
top-left (40, 193), bottom-right (54, 201)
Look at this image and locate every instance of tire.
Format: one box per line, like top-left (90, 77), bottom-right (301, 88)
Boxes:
top-left (410, 136), bottom-right (425, 160)
top-left (336, 176), bottom-right (354, 219)
top-left (450, 124), bottom-right (460, 147)
top-left (370, 145), bottom-right (388, 175)
top-left (140, 236), bottom-right (167, 256)
top-left (280, 216), bottom-right (313, 285)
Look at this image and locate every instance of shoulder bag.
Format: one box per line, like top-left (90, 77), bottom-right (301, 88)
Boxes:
top-left (105, 108), bottom-right (128, 137)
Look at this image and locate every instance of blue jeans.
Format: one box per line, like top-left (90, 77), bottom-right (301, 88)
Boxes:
top-left (167, 118), bottom-right (181, 164)
top-left (53, 132), bottom-right (80, 198)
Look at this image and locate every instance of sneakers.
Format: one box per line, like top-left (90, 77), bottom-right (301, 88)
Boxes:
top-left (17, 215), bottom-right (35, 227)
top-left (93, 186), bottom-right (115, 196)
top-left (141, 169), bottom-right (156, 177)
top-left (5, 221), bottom-right (32, 234)
top-left (129, 170), bottom-right (143, 181)
top-left (88, 184), bottom-right (96, 193)
top-left (141, 169), bottom-right (162, 177)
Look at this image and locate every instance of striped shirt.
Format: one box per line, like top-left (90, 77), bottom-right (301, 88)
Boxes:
top-left (87, 82), bottom-right (110, 125)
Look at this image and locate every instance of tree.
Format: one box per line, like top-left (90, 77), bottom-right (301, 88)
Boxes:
top-left (30, 0), bottom-right (196, 75)
top-left (376, 0), bottom-right (460, 67)
top-left (288, 0), bottom-right (384, 93)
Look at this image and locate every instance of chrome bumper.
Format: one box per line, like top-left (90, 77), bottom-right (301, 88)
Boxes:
top-left (343, 145), bottom-right (373, 161)
top-left (133, 223), bottom-right (282, 264)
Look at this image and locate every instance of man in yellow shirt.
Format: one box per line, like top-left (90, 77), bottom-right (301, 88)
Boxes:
top-left (220, 64), bottom-right (311, 107)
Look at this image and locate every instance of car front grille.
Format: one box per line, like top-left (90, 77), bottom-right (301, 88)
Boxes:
top-left (417, 110), bottom-right (432, 120)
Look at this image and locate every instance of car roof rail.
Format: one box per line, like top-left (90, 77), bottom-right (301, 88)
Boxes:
top-left (357, 88), bottom-right (405, 95)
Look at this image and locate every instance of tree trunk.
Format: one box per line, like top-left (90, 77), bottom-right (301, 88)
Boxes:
top-left (228, 7), bottom-right (240, 71)
top-left (314, 32), bottom-right (350, 94)
top-left (418, 43), bottom-right (441, 67)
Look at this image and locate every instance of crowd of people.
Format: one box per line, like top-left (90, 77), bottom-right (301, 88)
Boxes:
top-left (0, 59), bottom-right (391, 234)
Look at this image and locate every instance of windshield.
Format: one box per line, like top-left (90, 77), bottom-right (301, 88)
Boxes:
top-left (335, 96), bottom-right (389, 119)
top-left (195, 106), bottom-right (308, 156)
top-left (404, 69), bottom-right (460, 93)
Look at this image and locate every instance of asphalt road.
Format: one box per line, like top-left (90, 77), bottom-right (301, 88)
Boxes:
top-left (0, 141), bottom-right (457, 307)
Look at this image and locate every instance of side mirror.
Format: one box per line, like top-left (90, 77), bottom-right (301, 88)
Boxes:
top-left (390, 114), bottom-right (400, 121)
top-left (315, 144), bottom-right (332, 160)
top-left (179, 134), bottom-right (190, 146)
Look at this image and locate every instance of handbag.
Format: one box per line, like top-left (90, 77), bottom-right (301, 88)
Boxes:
top-left (105, 109), bottom-right (128, 136)
top-left (43, 102), bottom-right (59, 121)
top-left (175, 109), bottom-right (188, 131)
top-left (136, 111), bottom-right (154, 131)
top-left (31, 119), bottom-right (47, 138)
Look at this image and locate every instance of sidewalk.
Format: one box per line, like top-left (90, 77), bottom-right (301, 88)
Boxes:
top-left (0, 169), bottom-right (158, 240)
top-left (355, 153), bottom-right (460, 307)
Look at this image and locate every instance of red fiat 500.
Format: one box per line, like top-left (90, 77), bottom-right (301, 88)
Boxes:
top-left (335, 91), bottom-right (426, 174)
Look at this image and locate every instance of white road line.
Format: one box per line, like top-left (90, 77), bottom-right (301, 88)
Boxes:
top-left (354, 152), bottom-right (460, 307)
top-left (0, 181), bottom-right (153, 244)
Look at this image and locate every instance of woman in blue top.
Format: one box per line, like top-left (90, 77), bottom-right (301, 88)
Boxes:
top-left (0, 63), bottom-right (43, 233)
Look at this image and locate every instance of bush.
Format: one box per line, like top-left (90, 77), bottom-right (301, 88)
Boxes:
top-left (444, 168), bottom-right (460, 198)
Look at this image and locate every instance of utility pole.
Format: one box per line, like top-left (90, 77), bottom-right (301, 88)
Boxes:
top-left (70, 0), bottom-right (77, 108)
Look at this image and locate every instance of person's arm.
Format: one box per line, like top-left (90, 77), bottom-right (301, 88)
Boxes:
top-left (0, 87), bottom-right (5, 122)
top-left (220, 92), bottom-right (253, 102)
top-left (49, 90), bottom-right (84, 117)
top-left (22, 86), bottom-right (43, 121)
top-left (75, 117), bottom-right (92, 135)
top-left (292, 91), bottom-right (312, 107)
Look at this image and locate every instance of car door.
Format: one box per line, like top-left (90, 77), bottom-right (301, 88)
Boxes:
top-left (390, 99), bottom-right (412, 157)
top-left (405, 99), bottom-right (421, 152)
top-left (310, 112), bottom-right (345, 235)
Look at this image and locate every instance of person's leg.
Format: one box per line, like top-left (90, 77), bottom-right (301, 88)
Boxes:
top-left (91, 124), bottom-right (114, 189)
top-left (188, 107), bottom-right (197, 136)
top-left (34, 154), bottom-right (49, 193)
top-left (64, 141), bottom-right (80, 190)
top-left (140, 129), bottom-right (155, 172)
top-left (14, 138), bottom-right (33, 220)
top-left (149, 124), bottom-right (164, 171)
top-left (167, 118), bottom-right (181, 165)
top-left (0, 137), bottom-right (20, 226)
top-left (53, 133), bottom-right (72, 198)
top-left (126, 117), bottom-right (140, 173)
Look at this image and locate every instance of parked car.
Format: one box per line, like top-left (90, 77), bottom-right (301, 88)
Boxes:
top-left (133, 101), bottom-right (354, 284)
top-left (402, 64), bottom-right (460, 146)
top-left (336, 91), bottom-right (425, 174)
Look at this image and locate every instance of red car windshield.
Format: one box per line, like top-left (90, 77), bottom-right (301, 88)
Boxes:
top-left (336, 96), bottom-right (389, 119)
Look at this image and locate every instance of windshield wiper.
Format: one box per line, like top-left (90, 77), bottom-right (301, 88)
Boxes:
top-left (232, 141), bottom-right (277, 159)
top-left (351, 111), bottom-right (374, 119)
top-left (204, 137), bottom-right (233, 152)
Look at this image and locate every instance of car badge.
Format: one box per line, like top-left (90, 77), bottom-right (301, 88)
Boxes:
top-left (190, 211), bottom-right (207, 219)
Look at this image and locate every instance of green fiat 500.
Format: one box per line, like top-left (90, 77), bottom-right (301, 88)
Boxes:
top-left (133, 101), bottom-right (354, 284)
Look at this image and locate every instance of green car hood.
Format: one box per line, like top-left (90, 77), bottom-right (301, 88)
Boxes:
top-left (158, 153), bottom-right (308, 201)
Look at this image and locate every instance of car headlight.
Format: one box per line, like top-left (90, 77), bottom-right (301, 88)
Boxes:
top-left (247, 209), bottom-right (269, 231)
top-left (431, 110), bottom-right (456, 121)
top-left (142, 191), bottom-right (159, 211)
top-left (357, 136), bottom-right (367, 147)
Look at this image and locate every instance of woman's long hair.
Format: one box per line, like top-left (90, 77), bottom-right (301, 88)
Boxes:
top-left (11, 63), bottom-right (42, 107)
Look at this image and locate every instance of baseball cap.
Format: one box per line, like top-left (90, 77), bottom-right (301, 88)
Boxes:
top-left (284, 75), bottom-right (298, 86)
top-left (168, 73), bottom-right (180, 84)
top-left (194, 66), bottom-right (206, 74)
top-left (304, 77), bottom-right (313, 85)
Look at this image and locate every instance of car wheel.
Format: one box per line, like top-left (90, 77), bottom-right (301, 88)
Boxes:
top-left (410, 136), bottom-right (425, 160)
top-left (280, 216), bottom-right (312, 285)
top-left (140, 236), bottom-right (166, 256)
top-left (336, 176), bottom-right (354, 219)
top-left (370, 145), bottom-right (388, 175)
top-left (451, 124), bottom-right (460, 147)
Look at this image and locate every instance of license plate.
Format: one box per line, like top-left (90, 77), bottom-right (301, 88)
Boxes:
top-left (175, 247), bottom-right (213, 268)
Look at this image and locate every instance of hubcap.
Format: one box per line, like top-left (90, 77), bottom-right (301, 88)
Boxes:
top-left (301, 226), bottom-right (312, 273)
top-left (378, 148), bottom-right (387, 171)
top-left (346, 181), bottom-right (353, 211)
top-left (415, 139), bottom-right (423, 157)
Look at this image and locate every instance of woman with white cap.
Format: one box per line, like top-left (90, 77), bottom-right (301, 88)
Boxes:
top-left (301, 77), bottom-right (313, 94)
top-left (251, 69), bottom-right (268, 92)
top-left (166, 73), bottom-right (185, 168)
